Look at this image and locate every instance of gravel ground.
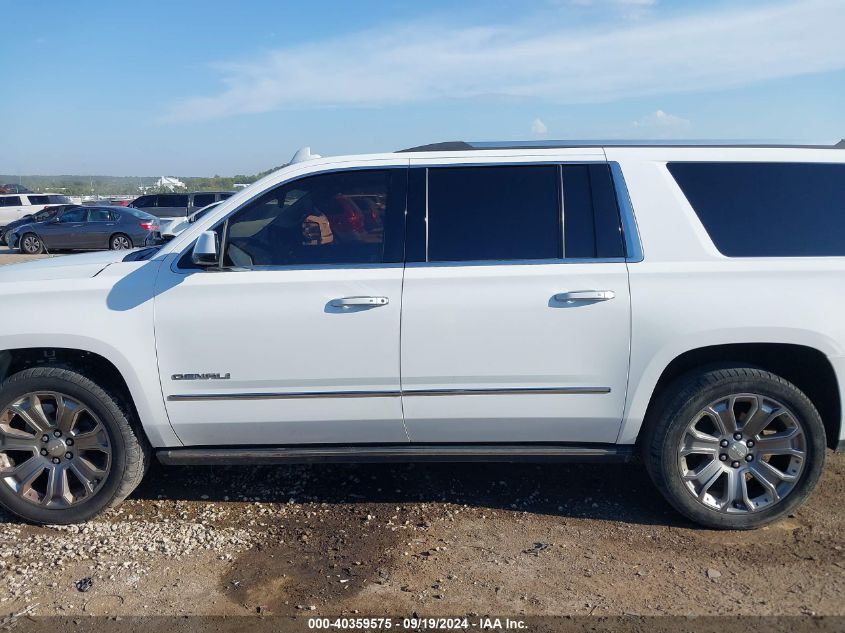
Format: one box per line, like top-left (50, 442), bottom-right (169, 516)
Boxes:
top-left (0, 248), bottom-right (843, 622)
top-left (0, 454), bottom-right (842, 619)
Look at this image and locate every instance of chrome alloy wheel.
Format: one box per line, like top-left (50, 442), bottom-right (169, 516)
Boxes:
top-left (0, 392), bottom-right (112, 508)
top-left (678, 393), bottom-right (806, 514)
top-left (111, 235), bottom-right (131, 250)
top-left (21, 234), bottom-right (41, 254)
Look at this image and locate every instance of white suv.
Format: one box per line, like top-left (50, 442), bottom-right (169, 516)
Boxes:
top-left (0, 141), bottom-right (843, 528)
top-left (0, 193), bottom-right (72, 227)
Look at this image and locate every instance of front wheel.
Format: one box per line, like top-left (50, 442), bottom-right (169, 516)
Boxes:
top-left (0, 368), bottom-right (149, 524)
top-left (19, 233), bottom-right (44, 254)
top-left (110, 233), bottom-right (132, 250)
top-left (643, 367), bottom-right (826, 529)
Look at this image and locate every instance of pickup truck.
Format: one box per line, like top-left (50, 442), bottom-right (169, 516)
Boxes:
top-left (0, 140), bottom-right (843, 528)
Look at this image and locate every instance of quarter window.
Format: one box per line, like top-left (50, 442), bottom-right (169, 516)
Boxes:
top-left (669, 162), bottom-right (845, 257)
top-left (221, 169), bottom-right (396, 268)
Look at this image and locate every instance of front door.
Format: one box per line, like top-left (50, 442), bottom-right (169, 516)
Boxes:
top-left (40, 206), bottom-right (87, 249)
top-left (400, 161), bottom-right (632, 444)
top-left (154, 167), bottom-right (410, 446)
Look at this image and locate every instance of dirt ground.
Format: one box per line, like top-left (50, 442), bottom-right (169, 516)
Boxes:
top-left (0, 454), bottom-right (843, 620)
top-left (0, 248), bottom-right (843, 624)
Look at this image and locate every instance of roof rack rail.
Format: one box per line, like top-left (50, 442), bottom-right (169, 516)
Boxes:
top-left (399, 139), bottom-right (845, 152)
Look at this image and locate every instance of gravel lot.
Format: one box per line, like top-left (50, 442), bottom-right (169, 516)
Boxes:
top-left (0, 248), bottom-right (843, 622)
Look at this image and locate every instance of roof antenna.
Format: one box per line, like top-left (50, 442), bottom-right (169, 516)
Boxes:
top-left (835, 139), bottom-right (845, 148)
top-left (290, 146), bottom-right (321, 164)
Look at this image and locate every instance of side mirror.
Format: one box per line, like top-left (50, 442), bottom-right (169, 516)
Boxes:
top-left (191, 231), bottom-right (219, 266)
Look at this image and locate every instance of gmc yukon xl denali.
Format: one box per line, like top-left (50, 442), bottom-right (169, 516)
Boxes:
top-left (1, 140), bottom-right (844, 529)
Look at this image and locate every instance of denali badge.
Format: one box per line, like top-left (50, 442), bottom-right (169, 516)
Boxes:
top-left (172, 373), bottom-right (231, 381)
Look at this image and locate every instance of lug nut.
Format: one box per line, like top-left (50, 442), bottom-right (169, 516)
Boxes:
top-left (64, 452), bottom-right (73, 460)
top-left (51, 457), bottom-right (60, 464)
top-left (40, 448), bottom-right (48, 456)
top-left (745, 454), bottom-right (754, 462)
top-left (53, 430), bottom-right (61, 437)
top-left (41, 434), bottom-right (49, 442)
top-left (746, 440), bottom-right (755, 448)
top-left (733, 432), bottom-right (743, 440)
top-left (720, 439), bottom-right (729, 447)
top-left (719, 454), bottom-right (728, 461)
top-left (65, 438), bottom-right (74, 446)
top-left (731, 461), bottom-right (740, 468)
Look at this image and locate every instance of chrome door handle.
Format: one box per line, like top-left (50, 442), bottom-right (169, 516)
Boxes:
top-left (554, 290), bottom-right (616, 302)
top-left (330, 296), bottom-right (389, 308)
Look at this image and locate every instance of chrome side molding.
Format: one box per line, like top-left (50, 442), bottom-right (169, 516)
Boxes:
top-left (166, 386), bottom-right (611, 402)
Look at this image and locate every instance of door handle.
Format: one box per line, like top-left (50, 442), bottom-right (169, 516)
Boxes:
top-left (554, 290), bottom-right (616, 302)
top-left (330, 296), bottom-right (389, 308)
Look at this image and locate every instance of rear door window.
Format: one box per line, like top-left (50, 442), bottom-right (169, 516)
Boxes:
top-left (426, 165), bottom-right (561, 262)
top-left (87, 208), bottom-right (112, 222)
top-left (27, 195), bottom-right (50, 205)
top-left (157, 194), bottom-right (189, 208)
top-left (192, 193), bottom-right (215, 207)
top-left (669, 162), bottom-right (845, 257)
top-left (561, 164), bottom-right (625, 259)
top-left (0, 196), bottom-right (22, 207)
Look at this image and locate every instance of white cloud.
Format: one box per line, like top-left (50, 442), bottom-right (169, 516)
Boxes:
top-left (633, 109), bottom-right (691, 137)
top-left (531, 118), bottom-right (549, 135)
top-left (162, 0), bottom-right (845, 122)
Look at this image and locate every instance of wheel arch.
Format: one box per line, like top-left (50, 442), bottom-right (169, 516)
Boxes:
top-left (0, 345), bottom-right (179, 448)
top-left (628, 343), bottom-right (841, 450)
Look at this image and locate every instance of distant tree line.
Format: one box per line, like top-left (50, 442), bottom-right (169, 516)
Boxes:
top-left (0, 165), bottom-right (285, 197)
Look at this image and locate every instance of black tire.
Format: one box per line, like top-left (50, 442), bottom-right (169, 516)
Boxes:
top-left (19, 232), bottom-right (44, 254)
top-left (0, 368), bottom-right (149, 524)
top-left (642, 367), bottom-right (826, 530)
top-left (110, 233), bottom-right (133, 250)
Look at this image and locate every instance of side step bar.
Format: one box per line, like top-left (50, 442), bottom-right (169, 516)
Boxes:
top-left (157, 444), bottom-right (635, 466)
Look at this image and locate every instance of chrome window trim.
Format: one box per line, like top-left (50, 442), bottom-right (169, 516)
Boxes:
top-left (609, 161), bottom-right (644, 263)
top-left (167, 386), bottom-right (611, 402)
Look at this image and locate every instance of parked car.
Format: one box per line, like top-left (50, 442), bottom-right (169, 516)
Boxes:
top-left (10, 205), bottom-right (160, 254)
top-left (129, 191), bottom-right (233, 219)
top-left (0, 204), bottom-right (75, 246)
top-left (0, 140), bottom-right (842, 527)
top-left (0, 184), bottom-right (32, 194)
top-left (0, 193), bottom-right (72, 227)
top-left (158, 201), bottom-right (222, 241)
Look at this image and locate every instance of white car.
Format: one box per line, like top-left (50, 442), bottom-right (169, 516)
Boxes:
top-left (0, 193), bottom-right (72, 227)
top-left (0, 141), bottom-right (843, 528)
top-left (158, 201), bottom-right (222, 240)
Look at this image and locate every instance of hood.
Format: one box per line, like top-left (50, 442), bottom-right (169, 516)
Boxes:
top-left (0, 250), bottom-right (133, 282)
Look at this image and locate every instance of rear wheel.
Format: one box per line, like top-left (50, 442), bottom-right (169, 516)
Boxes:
top-left (643, 367), bottom-right (826, 529)
top-left (0, 368), bottom-right (149, 524)
top-left (20, 233), bottom-right (43, 254)
top-left (110, 233), bottom-right (132, 250)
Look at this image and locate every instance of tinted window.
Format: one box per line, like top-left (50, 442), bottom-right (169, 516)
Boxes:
top-left (0, 196), bottom-right (22, 207)
top-left (669, 162), bottom-right (845, 257)
top-left (219, 192), bottom-right (233, 200)
top-left (157, 194), bottom-right (189, 208)
top-left (132, 195), bottom-right (154, 208)
top-left (87, 208), bottom-right (112, 222)
top-left (48, 195), bottom-right (71, 204)
top-left (27, 195), bottom-right (50, 205)
top-left (60, 208), bottom-right (87, 222)
top-left (562, 164), bottom-right (625, 258)
top-left (427, 165), bottom-right (561, 261)
top-left (192, 193), bottom-right (215, 207)
top-left (222, 170), bottom-right (395, 268)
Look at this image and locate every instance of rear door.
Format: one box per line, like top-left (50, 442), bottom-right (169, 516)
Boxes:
top-left (400, 157), bottom-right (632, 443)
top-left (81, 207), bottom-right (116, 249)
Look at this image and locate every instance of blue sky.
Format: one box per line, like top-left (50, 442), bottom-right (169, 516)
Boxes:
top-left (1, 0), bottom-right (843, 176)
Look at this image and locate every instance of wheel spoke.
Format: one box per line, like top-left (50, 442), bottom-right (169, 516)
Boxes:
top-left (9, 458), bottom-right (45, 494)
top-left (681, 432), bottom-right (720, 456)
top-left (722, 468), bottom-right (751, 511)
top-left (0, 429), bottom-right (39, 451)
top-left (71, 456), bottom-right (106, 487)
top-left (748, 462), bottom-right (781, 501)
top-left (684, 458), bottom-right (722, 493)
top-left (43, 465), bottom-right (72, 507)
top-left (754, 430), bottom-right (803, 458)
top-left (741, 401), bottom-right (777, 437)
top-left (707, 400), bottom-right (738, 436)
top-left (10, 402), bottom-right (50, 434)
top-left (71, 426), bottom-right (109, 451)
